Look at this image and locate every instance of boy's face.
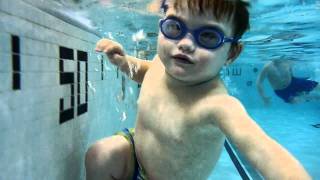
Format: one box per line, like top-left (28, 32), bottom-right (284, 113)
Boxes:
top-left (157, 5), bottom-right (241, 84)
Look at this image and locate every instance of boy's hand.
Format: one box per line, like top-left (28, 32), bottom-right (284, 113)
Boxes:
top-left (95, 38), bottom-right (126, 67)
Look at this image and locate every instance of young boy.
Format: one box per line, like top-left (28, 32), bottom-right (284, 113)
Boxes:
top-left (86, 0), bottom-right (311, 179)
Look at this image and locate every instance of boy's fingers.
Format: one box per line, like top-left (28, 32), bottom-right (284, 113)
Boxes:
top-left (104, 46), bottom-right (124, 57)
top-left (107, 53), bottom-right (126, 66)
top-left (95, 38), bottom-right (111, 51)
top-left (95, 48), bottom-right (102, 52)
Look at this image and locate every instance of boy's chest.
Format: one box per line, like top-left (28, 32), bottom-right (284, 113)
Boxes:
top-left (136, 59), bottom-right (225, 140)
top-left (137, 74), bottom-right (217, 141)
top-left (137, 85), bottom-right (192, 133)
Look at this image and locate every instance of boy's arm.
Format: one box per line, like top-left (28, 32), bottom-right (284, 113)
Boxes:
top-left (212, 96), bottom-right (311, 179)
top-left (256, 64), bottom-right (271, 105)
top-left (96, 38), bottom-right (153, 84)
top-left (120, 55), bottom-right (152, 84)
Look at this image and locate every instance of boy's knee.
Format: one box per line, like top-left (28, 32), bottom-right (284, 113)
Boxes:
top-left (85, 142), bottom-right (107, 171)
top-left (85, 136), bottom-right (132, 179)
top-left (85, 139), bottom-right (119, 167)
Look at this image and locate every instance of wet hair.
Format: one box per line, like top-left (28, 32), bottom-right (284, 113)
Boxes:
top-left (172, 0), bottom-right (250, 40)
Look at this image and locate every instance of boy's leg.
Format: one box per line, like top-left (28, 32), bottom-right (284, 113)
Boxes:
top-left (85, 135), bottom-right (135, 180)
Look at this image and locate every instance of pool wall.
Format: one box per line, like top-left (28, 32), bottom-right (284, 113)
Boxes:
top-left (0, 1), bottom-right (138, 179)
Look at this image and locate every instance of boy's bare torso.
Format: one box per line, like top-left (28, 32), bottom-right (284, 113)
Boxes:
top-left (133, 57), bottom-right (227, 179)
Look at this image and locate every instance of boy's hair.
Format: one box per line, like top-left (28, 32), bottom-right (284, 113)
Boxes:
top-left (173, 0), bottom-right (250, 40)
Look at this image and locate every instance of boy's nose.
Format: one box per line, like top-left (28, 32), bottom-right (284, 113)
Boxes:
top-left (177, 34), bottom-right (196, 53)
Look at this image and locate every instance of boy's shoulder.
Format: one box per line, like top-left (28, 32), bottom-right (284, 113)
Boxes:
top-left (198, 94), bottom-right (249, 130)
top-left (203, 94), bottom-right (246, 119)
top-left (207, 94), bottom-right (242, 107)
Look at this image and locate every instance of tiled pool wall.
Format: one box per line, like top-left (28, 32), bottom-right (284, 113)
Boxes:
top-left (222, 62), bottom-right (265, 108)
top-left (0, 1), bottom-right (139, 179)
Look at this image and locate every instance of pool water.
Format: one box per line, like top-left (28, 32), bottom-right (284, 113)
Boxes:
top-left (20, 0), bottom-right (320, 179)
top-left (83, 0), bottom-right (320, 178)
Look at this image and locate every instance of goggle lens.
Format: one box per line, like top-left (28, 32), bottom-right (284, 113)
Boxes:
top-left (198, 29), bottom-right (221, 49)
top-left (160, 17), bottom-right (238, 50)
top-left (162, 19), bottom-right (183, 39)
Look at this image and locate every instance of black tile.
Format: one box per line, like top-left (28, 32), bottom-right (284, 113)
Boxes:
top-left (12, 72), bottom-right (20, 90)
top-left (60, 72), bottom-right (74, 84)
top-left (12, 54), bottom-right (20, 71)
top-left (59, 108), bottom-right (74, 124)
top-left (77, 50), bottom-right (87, 61)
top-left (60, 46), bottom-right (74, 60)
top-left (11, 35), bottom-right (20, 53)
top-left (77, 103), bottom-right (87, 116)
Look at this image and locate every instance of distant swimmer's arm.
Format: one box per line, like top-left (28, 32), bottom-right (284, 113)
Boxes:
top-left (256, 64), bottom-right (271, 104)
top-left (212, 96), bottom-right (311, 179)
top-left (96, 38), bottom-right (153, 84)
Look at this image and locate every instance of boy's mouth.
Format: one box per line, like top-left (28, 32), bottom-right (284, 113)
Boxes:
top-left (172, 54), bottom-right (194, 64)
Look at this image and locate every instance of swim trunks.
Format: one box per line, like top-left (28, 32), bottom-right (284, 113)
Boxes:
top-left (274, 77), bottom-right (318, 103)
top-left (115, 128), bottom-right (147, 180)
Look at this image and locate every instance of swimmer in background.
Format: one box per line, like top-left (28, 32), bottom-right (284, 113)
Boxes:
top-left (256, 59), bottom-right (320, 105)
top-left (86, 0), bottom-right (311, 179)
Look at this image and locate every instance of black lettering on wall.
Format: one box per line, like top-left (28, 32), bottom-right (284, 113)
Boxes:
top-left (121, 75), bottom-right (126, 100)
top-left (232, 67), bottom-right (242, 76)
top-left (11, 35), bottom-right (21, 90)
top-left (117, 67), bottom-right (119, 78)
top-left (77, 50), bottom-right (88, 116)
top-left (59, 47), bottom-right (89, 124)
top-left (101, 57), bottom-right (104, 80)
top-left (59, 46), bottom-right (75, 124)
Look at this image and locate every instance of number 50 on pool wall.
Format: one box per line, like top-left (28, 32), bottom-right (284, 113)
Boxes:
top-left (59, 46), bottom-right (88, 124)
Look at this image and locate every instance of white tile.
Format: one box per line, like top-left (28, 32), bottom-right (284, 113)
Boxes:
top-left (62, 59), bottom-right (77, 72)
top-left (22, 72), bottom-right (59, 89)
top-left (7, 85), bottom-right (60, 110)
top-left (62, 94), bottom-right (73, 110)
top-left (79, 61), bottom-right (87, 72)
top-left (0, 0), bottom-right (99, 43)
top-left (0, 12), bottom-right (97, 53)
top-left (60, 84), bottom-right (73, 98)
top-left (0, 53), bottom-right (11, 73)
top-left (21, 37), bottom-right (58, 59)
top-left (0, 32), bottom-right (11, 54)
top-left (0, 72), bottom-right (11, 92)
top-left (0, 95), bottom-right (13, 132)
top-left (21, 54), bottom-right (58, 72)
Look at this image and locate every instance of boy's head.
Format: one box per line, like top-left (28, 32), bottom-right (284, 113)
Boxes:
top-left (171, 0), bottom-right (250, 42)
top-left (157, 0), bottom-right (250, 84)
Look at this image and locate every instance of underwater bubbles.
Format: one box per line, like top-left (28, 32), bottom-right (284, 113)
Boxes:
top-left (132, 29), bottom-right (146, 43)
top-left (120, 111), bottom-right (127, 122)
top-left (87, 81), bottom-right (96, 94)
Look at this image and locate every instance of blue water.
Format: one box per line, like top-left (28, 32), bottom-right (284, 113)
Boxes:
top-left (58, 0), bottom-right (320, 178)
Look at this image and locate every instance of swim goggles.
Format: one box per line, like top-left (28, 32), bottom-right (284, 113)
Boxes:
top-left (159, 16), bottom-right (239, 50)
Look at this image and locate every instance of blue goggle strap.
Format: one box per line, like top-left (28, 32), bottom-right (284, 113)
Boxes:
top-left (224, 37), bottom-right (240, 43)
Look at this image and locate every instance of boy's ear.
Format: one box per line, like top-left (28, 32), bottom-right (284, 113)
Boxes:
top-left (225, 43), bottom-right (243, 65)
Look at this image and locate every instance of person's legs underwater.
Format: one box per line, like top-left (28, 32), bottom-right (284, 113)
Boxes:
top-left (304, 83), bottom-right (320, 101)
top-left (275, 77), bottom-right (319, 103)
top-left (85, 135), bottom-right (135, 180)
